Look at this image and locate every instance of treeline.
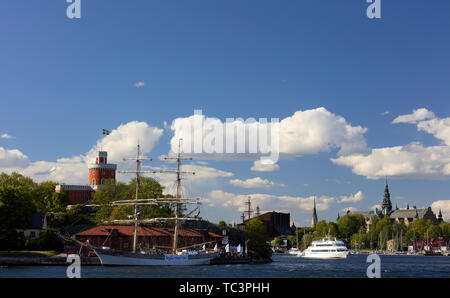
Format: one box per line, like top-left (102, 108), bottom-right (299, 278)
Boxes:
top-left (288, 214), bottom-right (450, 250)
top-left (0, 172), bottom-right (174, 252)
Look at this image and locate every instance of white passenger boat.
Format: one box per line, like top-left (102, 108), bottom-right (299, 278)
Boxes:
top-left (299, 237), bottom-right (348, 259)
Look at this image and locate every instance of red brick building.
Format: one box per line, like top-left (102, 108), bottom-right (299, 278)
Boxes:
top-left (74, 225), bottom-right (223, 254)
top-left (55, 184), bottom-right (94, 204)
top-left (55, 151), bottom-right (117, 204)
top-left (88, 151), bottom-right (117, 189)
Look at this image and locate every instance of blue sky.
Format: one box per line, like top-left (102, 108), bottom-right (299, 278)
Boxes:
top-left (1, 1), bottom-right (450, 226)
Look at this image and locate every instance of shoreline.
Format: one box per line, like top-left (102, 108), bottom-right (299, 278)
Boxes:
top-left (0, 255), bottom-right (273, 266)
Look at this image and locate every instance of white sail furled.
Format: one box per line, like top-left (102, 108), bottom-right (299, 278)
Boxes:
top-left (225, 244), bottom-right (230, 253)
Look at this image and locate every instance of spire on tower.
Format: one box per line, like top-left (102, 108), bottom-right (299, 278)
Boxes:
top-left (311, 196), bottom-right (318, 228)
top-left (381, 177), bottom-right (392, 215)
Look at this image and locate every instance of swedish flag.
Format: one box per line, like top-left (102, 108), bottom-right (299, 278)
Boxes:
top-left (103, 129), bottom-right (111, 135)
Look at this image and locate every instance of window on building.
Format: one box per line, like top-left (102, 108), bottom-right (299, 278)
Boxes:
top-left (30, 231), bottom-right (36, 238)
top-left (101, 178), bottom-right (105, 185)
top-left (92, 179), bottom-right (96, 185)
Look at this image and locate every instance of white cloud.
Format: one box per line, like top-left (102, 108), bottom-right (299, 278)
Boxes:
top-left (416, 117), bottom-right (450, 146)
top-left (1, 134), bottom-right (14, 139)
top-left (143, 164), bottom-right (234, 195)
top-left (381, 111), bottom-right (390, 116)
top-left (134, 81), bottom-right (145, 88)
top-left (205, 190), bottom-right (335, 214)
top-left (229, 177), bottom-right (284, 189)
top-left (332, 143), bottom-right (450, 179)
top-left (278, 107), bottom-right (368, 156)
top-left (332, 109), bottom-right (450, 179)
top-left (431, 200), bottom-right (450, 221)
top-left (0, 121), bottom-right (164, 184)
top-left (169, 107), bottom-right (369, 169)
top-left (250, 160), bottom-right (280, 172)
top-left (392, 108), bottom-right (435, 124)
top-left (0, 147), bottom-right (29, 168)
top-left (339, 191), bottom-right (363, 203)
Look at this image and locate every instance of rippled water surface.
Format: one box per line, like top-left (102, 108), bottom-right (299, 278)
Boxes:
top-left (1, 254), bottom-right (449, 278)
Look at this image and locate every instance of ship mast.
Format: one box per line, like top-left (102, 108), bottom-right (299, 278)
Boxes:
top-left (163, 139), bottom-right (195, 254)
top-left (118, 144), bottom-right (154, 253)
top-left (94, 140), bottom-right (198, 255)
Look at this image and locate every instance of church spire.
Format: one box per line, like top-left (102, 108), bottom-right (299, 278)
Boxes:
top-left (311, 196), bottom-right (318, 228)
top-left (382, 177), bottom-right (392, 216)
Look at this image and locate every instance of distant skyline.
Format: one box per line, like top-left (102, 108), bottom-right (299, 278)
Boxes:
top-left (1, 1), bottom-right (450, 226)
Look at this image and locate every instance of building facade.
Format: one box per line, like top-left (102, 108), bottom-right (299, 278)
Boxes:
top-left (237, 211), bottom-right (293, 238)
top-left (349, 180), bottom-right (443, 232)
top-left (74, 225), bottom-right (223, 254)
top-left (55, 151), bottom-right (117, 204)
top-left (88, 151), bottom-right (117, 189)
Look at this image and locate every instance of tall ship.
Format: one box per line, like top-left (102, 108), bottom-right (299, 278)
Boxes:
top-left (299, 237), bottom-right (348, 259)
top-left (90, 140), bottom-right (219, 266)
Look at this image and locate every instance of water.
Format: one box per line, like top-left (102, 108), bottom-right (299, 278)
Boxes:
top-left (0, 254), bottom-right (449, 278)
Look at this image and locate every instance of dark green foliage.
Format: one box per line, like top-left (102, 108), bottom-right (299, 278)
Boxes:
top-left (91, 177), bottom-right (173, 225)
top-left (244, 218), bottom-right (272, 260)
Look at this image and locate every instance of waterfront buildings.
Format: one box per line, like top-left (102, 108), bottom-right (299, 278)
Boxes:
top-left (348, 180), bottom-right (443, 232)
top-left (74, 225), bottom-right (223, 254)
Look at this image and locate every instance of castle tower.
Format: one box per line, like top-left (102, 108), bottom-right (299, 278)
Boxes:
top-left (381, 177), bottom-right (392, 216)
top-left (88, 151), bottom-right (117, 189)
top-left (311, 197), bottom-right (318, 228)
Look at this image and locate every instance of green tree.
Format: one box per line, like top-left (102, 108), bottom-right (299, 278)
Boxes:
top-left (270, 237), bottom-right (283, 247)
top-left (0, 173), bottom-right (36, 230)
top-left (244, 218), bottom-right (272, 259)
top-left (32, 181), bottom-right (67, 212)
top-left (300, 233), bottom-right (314, 249)
top-left (47, 204), bottom-right (93, 231)
top-left (439, 221), bottom-right (450, 238)
top-left (314, 220), bottom-right (328, 236)
top-left (337, 214), bottom-right (365, 240)
top-left (218, 220), bottom-right (227, 229)
top-left (92, 177), bottom-right (173, 224)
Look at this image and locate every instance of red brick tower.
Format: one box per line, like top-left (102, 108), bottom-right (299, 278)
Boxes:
top-left (88, 151), bottom-right (117, 189)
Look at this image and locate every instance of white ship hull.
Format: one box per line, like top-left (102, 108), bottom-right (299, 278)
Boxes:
top-left (299, 237), bottom-right (349, 259)
top-left (301, 251), bottom-right (348, 259)
top-left (95, 249), bottom-right (220, 266)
